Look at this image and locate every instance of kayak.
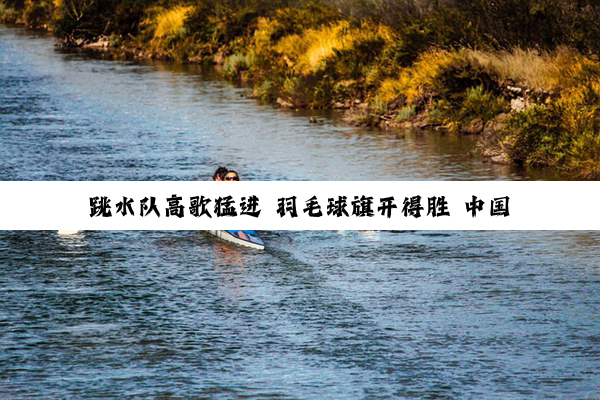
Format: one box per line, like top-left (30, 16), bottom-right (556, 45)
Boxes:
top-left (207, 230), bottom-right (265, 250)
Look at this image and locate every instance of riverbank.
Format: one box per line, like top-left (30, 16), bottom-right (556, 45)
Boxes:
top-left (3, 0), bottom-right (600, 179)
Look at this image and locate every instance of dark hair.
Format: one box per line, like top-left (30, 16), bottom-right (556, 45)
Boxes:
top-left (213, 166), bottom-right (228, 181)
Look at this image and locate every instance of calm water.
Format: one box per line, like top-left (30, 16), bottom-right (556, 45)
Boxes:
top-left (2, 230), bottom-right (600, 398)
top-left (0, 27), bottom-right (564, 182)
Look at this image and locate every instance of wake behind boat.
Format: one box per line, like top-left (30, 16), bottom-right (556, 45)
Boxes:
top-left (208, 230), bottom-right (265, 250)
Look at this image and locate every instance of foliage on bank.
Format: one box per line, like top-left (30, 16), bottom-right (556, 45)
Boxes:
top-left (3, 0), bottom-right (600, 178)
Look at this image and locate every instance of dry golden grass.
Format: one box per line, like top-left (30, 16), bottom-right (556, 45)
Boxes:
top-left (153, 6), bottom-right (194, 39)
top-left (274, 21), bottom-right (395, 75)
top-left (468, 47), bottom-right (600, 91)
top-left (275, 21), bottom-right (348, 74)
top-left (376, 49), bottom-right (467, 104)
top-left (375, 46), bottom-right (600, 110)
top-left (468, 48), bottom-right (555, 90)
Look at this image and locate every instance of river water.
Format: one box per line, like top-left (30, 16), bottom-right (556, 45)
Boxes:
top-left (1, 27), bottom-right (565, 182)
top-left (2, 230), bottom-right (599, 398)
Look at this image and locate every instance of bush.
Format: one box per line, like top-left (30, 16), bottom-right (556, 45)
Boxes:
top-left (504, 79), bottom-right (600, 177)
top-left (223, 52), bottom-right (255, 79)
top-left (23, 0), bottom-right (53, 28)
top-left (0, 1), bottom-right (22, 23)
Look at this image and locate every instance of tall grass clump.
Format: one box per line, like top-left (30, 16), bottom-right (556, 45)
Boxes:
top-left (152, 6), bottom-right (193, 40)
top-left (468, 47), bottom-right (600, 92)
top-left (133, 5), bottom-right (196, 59)
top-left (469, 48), bottom-right (557, 91)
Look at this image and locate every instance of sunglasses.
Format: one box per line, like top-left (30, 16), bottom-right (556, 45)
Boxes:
top-left (225, 176), bottom-right (239, 181)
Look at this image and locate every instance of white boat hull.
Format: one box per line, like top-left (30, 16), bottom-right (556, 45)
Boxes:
top-left (207, 230), bottom-right (265, 250)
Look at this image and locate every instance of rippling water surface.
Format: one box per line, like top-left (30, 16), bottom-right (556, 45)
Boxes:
top-left (1, 27), bottom-right (564, 182)
top-left (2, 231), bottom-right (599, 398)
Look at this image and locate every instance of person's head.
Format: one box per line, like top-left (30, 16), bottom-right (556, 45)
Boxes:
top-left (223, 170), bottom-right (239, 181)
top-left (213, 166), bottom-right (228, 181)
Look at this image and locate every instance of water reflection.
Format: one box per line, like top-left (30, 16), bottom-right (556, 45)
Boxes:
top-left (56, 231), bottom-right (86, 250)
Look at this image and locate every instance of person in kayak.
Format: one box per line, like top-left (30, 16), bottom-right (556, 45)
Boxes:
top-left (213, 166), bottom-right (228, 181)
top-left (223, 170), bottom-right (239, 181)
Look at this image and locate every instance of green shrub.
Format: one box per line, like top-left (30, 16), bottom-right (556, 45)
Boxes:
top-left (223, 52), bottom-right (255, 79)
top-left (458, 85), bottom-right (510, 123)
